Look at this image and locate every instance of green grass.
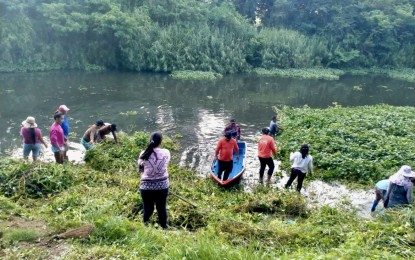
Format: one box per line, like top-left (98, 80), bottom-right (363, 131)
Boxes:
top-left (170, 70), bottom-right (223, 80)
top-left (3, 228), bottom-right (39, 242)
top-left (253, 68), bottom-right (344, 80)
top-left (0, 123), bottom-right (414, 259)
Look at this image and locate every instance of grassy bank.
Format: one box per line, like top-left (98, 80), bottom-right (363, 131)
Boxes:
top-left (276, 105), bottom-right (415, 185)
top-left (254, 68), bottom-right (415, 82)
top-left (0, 129), bottom-right (414, 259)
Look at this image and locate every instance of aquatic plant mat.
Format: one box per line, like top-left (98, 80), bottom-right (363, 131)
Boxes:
top-left (1, 122), bottom-right (414, 258)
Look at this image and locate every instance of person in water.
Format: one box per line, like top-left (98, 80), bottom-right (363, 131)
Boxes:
top-left (223, 118), bottom-right (241, 140)
top-left (96, 123), bottom-right (118, 144)
top-left (371, 179), bottom-right (390, 213)
top-left (214, 131), bottom-right (239, 181)
top-left (20, 116), bottom-right (48, 161)
top-left (285, 144), bottom-right (313, 192)
top-left (269, 115), bottom-right (283, 138)
top-left (55, 105), bottom-right (70, 161)
top-left (81, 120), bottom-right (105, 150)
top-left (385, 165), bottom-right (414, 208)
top-left (257, 127), bottom-right (277, 184)
top-left (137, 133), bottom-right (171, 229)
top-left (49, 113), bottom-right (65, 164)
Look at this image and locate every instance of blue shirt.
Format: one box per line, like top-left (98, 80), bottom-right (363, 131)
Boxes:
top-left (61, 116), bottom-right (69, 137)
top-left (376, 179), bottom-right (389, 190)
top-left (269, 121), bottom-right (277, 136)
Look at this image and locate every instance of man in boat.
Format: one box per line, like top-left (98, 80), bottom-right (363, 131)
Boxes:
top-left (214, 131), bottom-right (239, 181)
top-left (258, 127), bottom-right (277, 184)
top-left (223, 118), bottom-right (241, 140)
top-left (269, 115), bottom-right (283, 138)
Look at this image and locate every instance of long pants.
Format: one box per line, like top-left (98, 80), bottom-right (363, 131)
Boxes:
top-left (217, 160), bottom-right (233, 181)
top-left (371, 188), bottom-right (387, 212)
top-left (285, 168), bottom-right (306, 192)
top-left (258, 157), bottom-right (275, 180)
top-left (140, 188), bottom-right (169, 228)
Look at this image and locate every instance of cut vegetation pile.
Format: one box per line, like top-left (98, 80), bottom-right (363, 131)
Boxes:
top-left (1, 106), bottom-right (415, 258)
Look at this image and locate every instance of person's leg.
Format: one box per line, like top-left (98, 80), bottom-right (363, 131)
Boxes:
top-left (155, 188), bottom-right (169, 228)
top-left (140, 189), bottom-right (155, 224)
top-left (285, 168), bottom-right (299, 188)
top-left (217, 160), bottom-right (225, 180)
top-left (32, 143), bottom-right (41, 161)
top-left (296, 172), bottom-right (306, 192)
top-left (266, 158), bottom-right (275, 183)
top-left (23, 144), bottom-right (31, 160)
top-left (223, 161), bottom-right (234, 181)
top-left (63, 142), bottom-right (69, 161)
top-left (258, 157), bottom-right (267, 183)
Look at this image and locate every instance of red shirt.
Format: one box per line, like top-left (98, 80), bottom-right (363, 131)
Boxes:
top-left (258, 134), bottom-right (277, 158)
top-left (215, 138), bottom-right (239, 161)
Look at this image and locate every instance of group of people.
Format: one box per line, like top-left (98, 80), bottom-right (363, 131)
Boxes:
top-left (371, 165), bottom-right (415, 213)
top-left (20, 104), bottom-right (118, 163)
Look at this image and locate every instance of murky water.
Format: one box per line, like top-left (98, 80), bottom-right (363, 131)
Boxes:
top-left (1, 71), bottom-right (413, 215)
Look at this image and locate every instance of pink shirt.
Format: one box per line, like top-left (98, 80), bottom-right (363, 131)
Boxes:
top-left (50, 123), bottom-right (65, 147)
top-left (20, 127), bottom-right (42, 144)
top-left (138, 148), bottom-right (171, 182)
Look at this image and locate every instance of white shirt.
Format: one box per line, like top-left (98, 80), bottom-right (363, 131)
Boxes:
top-left (290, 151), bottom-right (313, 174)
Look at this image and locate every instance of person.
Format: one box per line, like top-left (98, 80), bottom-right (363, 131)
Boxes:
top-left (385, 165), bottom-right (414, 208)
top-left (285, 144), bottom-right (313, 192)
top-left (214, 131), bottom-right (239, 181)
top-left (96, 123), bottom-right (118, 144)
top-left (20, 116), bottom-right (48, 161)
top-left (55, 105), bottom-right (70, 161)
top-left (258, 127), bottom-right (277, 184)
top-left (269, 115), bottom-right (283, 138)
top-left (370, 179), bottom-right (389, 213)
top-left (137, 133), bottom-right (171, 229)
top-left (50, 113), bottom-right (65, 164)
top-left (223, 118), bottom-right (241, 140)
top-left (80, 120), bottom-right (105, 150)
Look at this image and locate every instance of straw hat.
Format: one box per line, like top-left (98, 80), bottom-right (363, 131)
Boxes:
top-left (22, 116), bottom-right (37, 128)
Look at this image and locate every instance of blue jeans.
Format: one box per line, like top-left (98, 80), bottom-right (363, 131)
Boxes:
top-left (23, 143), bottom-right (41, 157)
top-left (140, 188), bottom-right (169, 228)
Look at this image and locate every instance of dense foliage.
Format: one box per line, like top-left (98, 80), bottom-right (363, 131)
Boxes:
top-left (0, 131), bottom-right (414, 258)
top-left (1, 0), bottom-right (413, 73)
top-left (277, 105), bottom-right (415, 184)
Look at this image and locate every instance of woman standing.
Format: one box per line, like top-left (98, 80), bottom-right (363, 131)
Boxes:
top-left (20, 116), bottom-right (48, 161)
top-left (285, 144), bottom-right (313, 192)
top-left (137, 133), bottom-right (171, 229)
top-left (385, 165), bottom-right (414, 208)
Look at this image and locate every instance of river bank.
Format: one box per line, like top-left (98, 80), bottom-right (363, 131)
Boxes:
top-left (1, 133), bottom-right (414, 259)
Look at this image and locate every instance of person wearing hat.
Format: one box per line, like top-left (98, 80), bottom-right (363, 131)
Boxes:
top-left (20, 116), bottom-right (48, 161)
top-left (385, 165), bottom-right (415, 208)
top-left (223, 118), bottom-right (241, 140)
top-left (370, 179), bottom-right (390, 213)
top-left (96, 123), bottom-right (118, 144)
top-left (55, 105), bottom-right (70, 161)
top-left (50, 113), bottom-right (65, 164)
top-left (285, 144), bottom-right (313, 192)
top-left (269, 115), bottom-right (283, 138)
top-left (214, 131), bottom-right (239, 181)
top-left (258, 127), bottom-right (277, 184)
top-left (81, 120), bottom-right (105, 150)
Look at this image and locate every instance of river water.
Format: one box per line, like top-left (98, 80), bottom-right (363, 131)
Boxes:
top-left (1, 71), bottom-right (414, 215)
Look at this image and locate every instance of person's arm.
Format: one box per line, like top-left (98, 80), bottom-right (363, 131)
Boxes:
top-left (234, 139), bottom-right (239, 160)
top-left (237, 126), bottom-right (241, 139)
top-left (89, 127), bottom-right (97, 144)
top-left (214, 141), bottom-right (221, 160)
top-left (111, 130), bottom-right (118, 144)
top-left (270, 140), bottom-right (277, 158)
top-left (38, 130), bottom-right (48, 148)
top-left (50, 129), bottom-right (58, 147)
top-left (308, 157), bottom-right (313, 175)
top-left (384, 183), bottom-right (393, 208)
top-left (406, 185), bottom-right (413, 204)
top-left (289, 152), bottom-right (296, 162)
